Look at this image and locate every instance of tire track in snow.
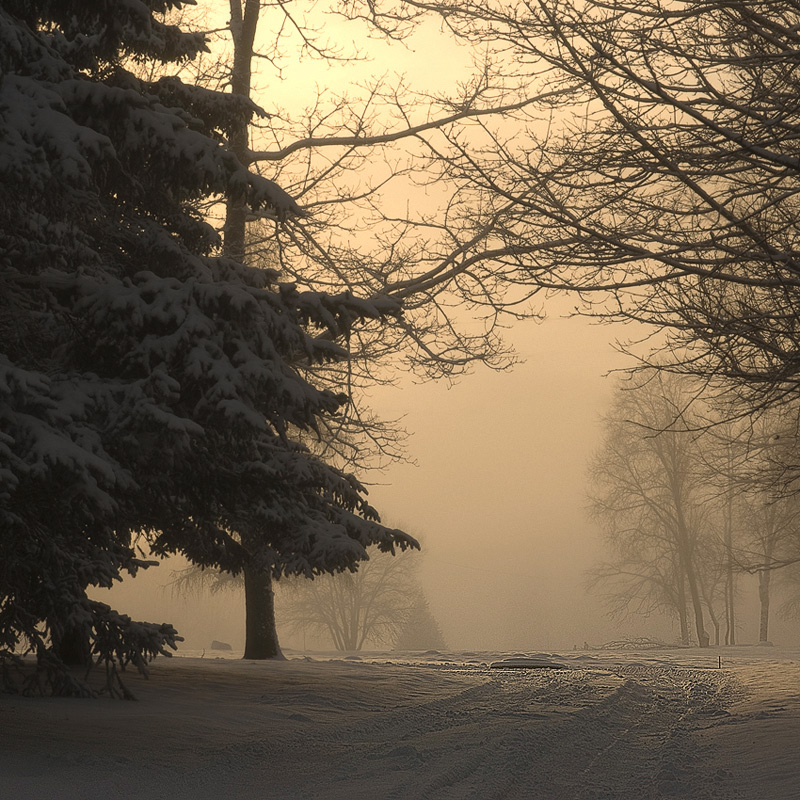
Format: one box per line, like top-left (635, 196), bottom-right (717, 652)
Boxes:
top-left (295, 665), bottom-right (743, 800)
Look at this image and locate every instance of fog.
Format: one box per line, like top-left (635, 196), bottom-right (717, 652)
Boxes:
top-left (103, 308), bottom-right (631, 651)
top-left (366, 313), bottom-right (627, 650)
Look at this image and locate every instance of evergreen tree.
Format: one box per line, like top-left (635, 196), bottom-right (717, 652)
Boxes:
top-left (0, 0), bottom-right (414, 696)
top-left (393, 596), bottom-right (447, 652)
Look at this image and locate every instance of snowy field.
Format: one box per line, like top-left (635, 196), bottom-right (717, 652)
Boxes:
top-left (2, 645), bottom-right (799, 799)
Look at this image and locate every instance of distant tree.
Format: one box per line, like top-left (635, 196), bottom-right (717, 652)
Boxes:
top-left (0, 0), bottom-right (414, 695)
top-left (778, 561), bottom-right (800, 621)
top-left (168, 546), bottom-right (440, 652)
top-left (693, 526), bottom-right (728, 647)
top-left (698, 409), bottom-right (800, 643)
top-left (698, 426), bottom-right (744, 647)
top-left (727, 424), bottom-right (800, 643)
top-left (393, 595), bottom-right (447, 652)
top-left (278, 549), bottom-right (425, 651)
top-left (590, 373), bottom-right (800, 646)
top-left (587, 520), bottom-right (696, 645)
top-left (589, 373), bottom-right (712, 647)
top-left (743, 498), bottom-right (800, 643)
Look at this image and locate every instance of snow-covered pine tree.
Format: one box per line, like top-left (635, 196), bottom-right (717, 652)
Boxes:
top-left (0, 0), bottom-right (414, 696)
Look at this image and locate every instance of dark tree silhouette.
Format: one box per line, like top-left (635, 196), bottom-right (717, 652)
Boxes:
top-left (0, 0), bottom-right (414, 695)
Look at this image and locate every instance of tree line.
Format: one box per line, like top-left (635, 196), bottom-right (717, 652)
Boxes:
top-left (589, 371), bottom-right (800, 648)
top-left (171, 547), bottom-right (446, 653)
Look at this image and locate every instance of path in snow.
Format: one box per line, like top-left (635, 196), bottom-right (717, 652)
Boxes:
top-left (1, 648), bottom-right (798, 799)
top-left (266, 662), bottom-right (741, 799)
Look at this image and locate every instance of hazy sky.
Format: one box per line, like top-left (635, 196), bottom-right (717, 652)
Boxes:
top-left (366, 308), bottom-right (635, 650)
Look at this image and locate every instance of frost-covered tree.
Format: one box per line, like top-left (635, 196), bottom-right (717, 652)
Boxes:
top-left (0, 0), bottom-right (414, 695)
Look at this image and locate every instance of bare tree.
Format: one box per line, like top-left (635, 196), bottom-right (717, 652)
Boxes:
top-left (345, 1), bottom-right (800, 422)
top-left (700, 406), bottom-right (800, 641)
top-left (778, 560), bottom-right (800, 620)
top-left (740, 497), bottom-right (800, 642)
top-left (151, 1), bottom-right (800, 654)
top-left (145, 2), bottom-right (800, 430)
top-left (145, 0), bottom-right (571, 659)
top-left (587, 543), bottom-right (694, 645)
top-left (278, 549), bottom-right (424, 651)
top-left (589, 372), bottom-right (714, 646)
top-left (693, 524), bottom-right (729, 647)
top-left (726, 415), bottom-right (800, 641)
top-left (168, 546), bottom-right (431, 651)
top-left (591, 375), bottom-right (800, 645)
top-left (215, 0), bottom-right (554, 376)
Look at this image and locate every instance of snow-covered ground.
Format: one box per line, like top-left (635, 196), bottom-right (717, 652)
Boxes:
top-left (2, 645), bottom-right (799, 799)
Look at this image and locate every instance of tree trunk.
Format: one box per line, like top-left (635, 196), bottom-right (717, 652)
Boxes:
top-left (758, 567), bottom-right (772, 643)
top-left (226, 1), bottom-right (284, 662)
top-left (225, 0), bottom-right (260, 263)
top-left (243, 565), bottom-right (283, 659)
top-left (725, 565), bottom-right (736, 645)
top-left (685, 565), bottom-right (708, 647)
top-left (675, 571), bottom-right (690, 646)
top-left (724, 490), bottom-right (736, 645)
top-left (678, 604), bottom-right (690, 646)
top-left (674, 512), bottom-right (708, 647)
top-left (52, 622), bottom-right (92, 667)
top-left (706, 604), bottom-right (721, 647)
top-left (662, 437), bottom-right (707, 648)
top-left (697, 564), bottom-right (722, 648)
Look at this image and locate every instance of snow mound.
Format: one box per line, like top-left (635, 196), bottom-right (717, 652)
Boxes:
top-left (489, 657), bottom-right (566, 669)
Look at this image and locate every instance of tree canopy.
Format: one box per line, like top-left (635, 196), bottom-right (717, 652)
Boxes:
top-left (349, 1), bottom-right (800, 416)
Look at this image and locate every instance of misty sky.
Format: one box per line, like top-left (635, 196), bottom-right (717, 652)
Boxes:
top-left (367, 309), bottom-right (631, 650)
